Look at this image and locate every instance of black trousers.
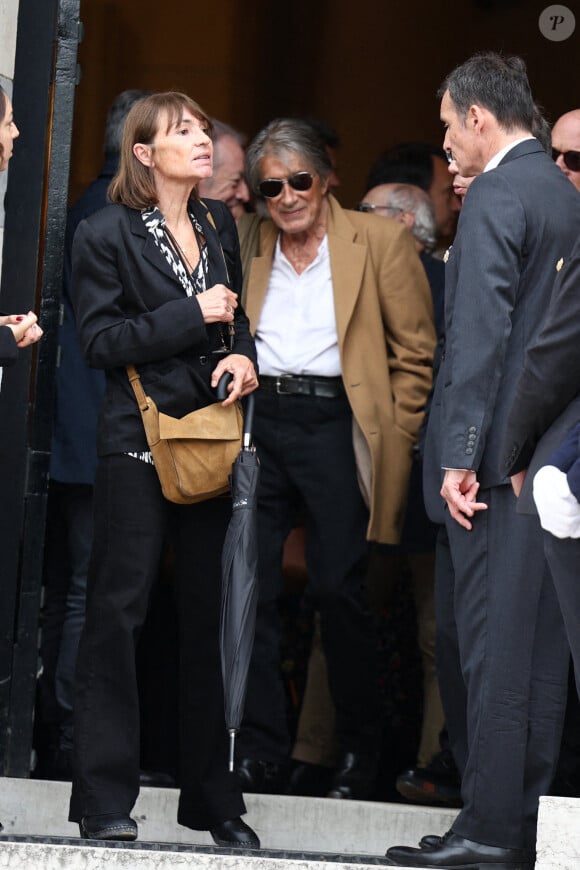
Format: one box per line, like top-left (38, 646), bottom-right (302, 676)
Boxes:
top-left (544, 533), bottom-right (580, 699)
top-left (69, 454), bottom-right (245, 830)
top-left (436, 486), bottom-right (569, 850)
top-left (237, 389), bottom-right (379, 763)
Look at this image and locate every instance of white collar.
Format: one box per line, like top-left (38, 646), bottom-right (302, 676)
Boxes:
top-left (484, 136), bottom-right (535, 172)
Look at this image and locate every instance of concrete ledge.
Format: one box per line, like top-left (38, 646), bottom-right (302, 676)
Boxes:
top-left (0, 776), bottom-right (458, 860)
top-left (536, 795), bottom-right (580, 870)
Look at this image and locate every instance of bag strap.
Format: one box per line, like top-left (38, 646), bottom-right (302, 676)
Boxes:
top-left (127, 364), bottom-right (149, 411)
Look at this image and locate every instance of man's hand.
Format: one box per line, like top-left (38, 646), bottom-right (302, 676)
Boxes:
top-left (211, 354), bottom-right (258, 406)
top-left (440, 469), bottom-right (488, 530)
top-left (510, 469), bottom-right (527, 498)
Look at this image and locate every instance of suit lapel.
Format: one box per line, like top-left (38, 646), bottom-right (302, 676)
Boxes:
top-left (245, 221), bottom-right (278, 332)
top-left (192, 198), bottom-right (229, 286)
top-left (326, 196), bottom-right (366, 345)
top-left (128, 209), bottom-right (179, 285)
top-left (245, 196), bottom-right (367, 340)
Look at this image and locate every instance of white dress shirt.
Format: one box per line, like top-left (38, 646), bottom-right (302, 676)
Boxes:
top-left (255, 235), bottom-right (342, 377)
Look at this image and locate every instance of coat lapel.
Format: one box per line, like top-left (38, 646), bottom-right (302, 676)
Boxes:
top-left (192, 198), bottom-right (229, 286)
top-left (245, 220), bottom-right (278, 332)
top-left (128, 209), bottom-right (178, 285)
top-left (246, 196), bottom-right (367, 340)
top-left (326, 196), bottom-right (366, 346)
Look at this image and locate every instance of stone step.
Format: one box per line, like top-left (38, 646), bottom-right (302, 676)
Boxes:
top-left (0, 836), bottom-right (439, 870)
top-left (2, 779), bottom-right (575, 868)
top-left (0, 776), bottom-right (457, 868)
top-left (536, 795), bottom-right (580, 870)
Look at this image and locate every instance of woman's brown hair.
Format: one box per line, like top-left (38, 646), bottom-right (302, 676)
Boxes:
top-left (108, 92), bottom-right (212, 210)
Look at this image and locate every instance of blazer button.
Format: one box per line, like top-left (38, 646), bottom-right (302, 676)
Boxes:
top-left (465, 447), bottom-right (474, 455)
top-left (468, 426), bottom-right (477, 434)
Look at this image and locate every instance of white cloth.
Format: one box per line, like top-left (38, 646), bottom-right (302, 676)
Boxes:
top-left (255, 235), bottom-right (341, 377)
top-left (533, 464), bottom-right (580, 539)
top-left (483, 136), bottom-right (535, 172)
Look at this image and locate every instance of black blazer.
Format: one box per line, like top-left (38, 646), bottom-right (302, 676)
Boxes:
top-left (504, 236), bottom-right (580, 475)
top-left (72, 196), bottom-right (257, 457)
top-left (0, 327), bottom-right (18, 367)
top-left (49, 157), bottom-right (114, 484)
top-left (423, 139), bottom-right (580, 522)
top-left (502, 237), bottom-right (580, 513)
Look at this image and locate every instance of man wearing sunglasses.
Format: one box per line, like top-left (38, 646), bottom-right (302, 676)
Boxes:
top-left (236, 118), bottom-right (436, 803)
top-left (552, 109), bottom-right (580, 192)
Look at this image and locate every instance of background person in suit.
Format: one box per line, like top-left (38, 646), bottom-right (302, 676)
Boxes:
top-left (504, 235), bottom-right (580, 693)
top-left (387, 52), bottom-right (580, 869)
top-left (197, 119), bottom-right (251, 224)
top-left (235, 118), bottom-right (435, 801)
top-left (365, 142), bottom-right (461, 254)
top-left (68, 92), bottom-right (259, 847)
top-left (551, 109), bottom-right (580, 192)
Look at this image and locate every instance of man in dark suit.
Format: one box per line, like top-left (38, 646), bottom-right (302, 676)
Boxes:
top-left (386, 52), bottom-right (580, 869)
top-left (504, 238), bottom-right (580, 498)
top-left (504, 235), bottom-right (580, 706)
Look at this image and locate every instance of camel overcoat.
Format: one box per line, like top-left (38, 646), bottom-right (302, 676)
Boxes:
top-left (243, 194), bottom-right (435, 544)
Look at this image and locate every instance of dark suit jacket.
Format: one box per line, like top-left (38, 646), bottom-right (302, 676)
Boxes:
top-left (49, 157), bottom-right (114, 484)
top-left (72, 197), bottom-right (256, 457)
top-left (549, 422), bottom-right (580, 501)
top-left (0, 326), bottom-right (18, 367)
top-left (502, 237), bottom-right (580, 512)
top-left (424, 139), bottom-right (580, 523)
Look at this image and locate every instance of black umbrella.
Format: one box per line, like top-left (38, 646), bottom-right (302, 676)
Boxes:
top-left (217, 379), bottom-right (259, 771)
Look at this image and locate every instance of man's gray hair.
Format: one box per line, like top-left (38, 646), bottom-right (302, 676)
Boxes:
top-left (384, 184), bottom-right (436, 253)
top-left (104, 89), bottom-right (150, 155)
top-left (210, 119), bottom-right (246, 171)
top-left (438, 51), bottom-right (535, 133)
top-left (246, 118), bottom-right (332, 196)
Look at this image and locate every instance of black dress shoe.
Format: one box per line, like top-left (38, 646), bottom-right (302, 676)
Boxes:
top-left (396, 748), bottom-right (462, 807)
top-left (419, 834), bottom-right (443, 848)
top-left (385, 832), bottom-right (534, 868)
top-left (209, 817), bottom-right (260, 849)
top-left (79, 813), bottom-right (138, 841)
top-left (286, 760), bottom-right (333, 797)
top-left (326, 751), bottom-right (377, 800)
top-left (235, 757), bottom-right (283, 794)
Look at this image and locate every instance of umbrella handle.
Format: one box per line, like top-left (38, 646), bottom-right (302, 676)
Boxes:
top-left (243, 392), bottom-right (255, 449)
top-left (216, 374), bottom-right (256, 449)
top-left (216, 372), bottom-right (233, 401)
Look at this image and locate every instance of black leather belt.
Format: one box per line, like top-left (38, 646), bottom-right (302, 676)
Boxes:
top-left (259, 374), bottom-right (345, 398)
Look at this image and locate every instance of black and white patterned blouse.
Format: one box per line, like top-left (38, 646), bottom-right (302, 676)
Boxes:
top-left (127, 206), bottom-right (209, 466)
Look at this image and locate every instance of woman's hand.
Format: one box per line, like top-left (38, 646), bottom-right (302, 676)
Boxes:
top-left (211, 354), bottom-right (259, 406)
top-left (1, 311), bottom-right (43, 347)
top-left (197, 283), bottom-right (238, 324)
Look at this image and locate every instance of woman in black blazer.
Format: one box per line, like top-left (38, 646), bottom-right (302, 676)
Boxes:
top-left (68, 92), bottom-right (259, 847)
top-left (0, 84), bottom-right (43, 373)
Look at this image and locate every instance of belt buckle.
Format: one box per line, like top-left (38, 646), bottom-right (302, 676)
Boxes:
top-left (275, 376), bottom-right (289, 395)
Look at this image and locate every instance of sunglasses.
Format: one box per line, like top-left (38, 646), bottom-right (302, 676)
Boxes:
top-left (356, 203), bottom-right (403, 214)
top-left (258, 171), bottom-right (314, 198)
top-left (552, 148), bottom-right (580, 173)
